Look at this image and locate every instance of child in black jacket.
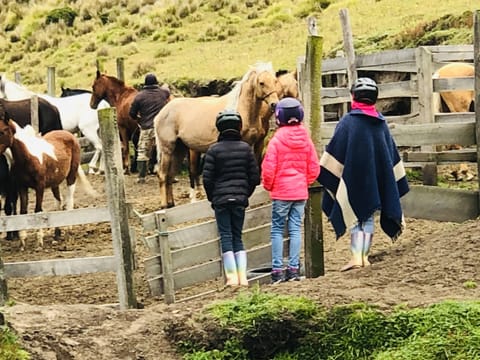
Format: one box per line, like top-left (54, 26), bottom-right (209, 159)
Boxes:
top-left (203, 110), bottom-right (260, 286)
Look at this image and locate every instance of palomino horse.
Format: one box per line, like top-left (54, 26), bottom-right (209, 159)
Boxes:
top-left (186, 67), bottom-right (299, 203)
top-left (89, 71), bottom-right (140, 174)
top-left (433, 62), bottom-right (475, 180)
top-left (0, 74), bottom-right (108, 174)
top-left (276, 69), bottom-right (299, 99)
top-left (433, 62), bottom-right (474, 113)
top-left (0, 106), bottom-right (97, 250)
top-left (154, 62), bottom-right (279, 208)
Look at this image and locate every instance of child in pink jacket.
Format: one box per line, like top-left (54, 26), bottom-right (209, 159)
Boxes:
top-left (261, 97), bottom-right (320, 283)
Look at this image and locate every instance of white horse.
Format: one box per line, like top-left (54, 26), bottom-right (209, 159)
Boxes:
top-left (0, 74), bottom-right (109, 174)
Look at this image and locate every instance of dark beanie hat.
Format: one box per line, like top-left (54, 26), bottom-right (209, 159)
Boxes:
top-left (144, 73), bottom-right (159, 86)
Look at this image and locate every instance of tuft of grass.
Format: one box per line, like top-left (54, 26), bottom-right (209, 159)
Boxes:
top-left (0, 324), bottom-right (30, 359)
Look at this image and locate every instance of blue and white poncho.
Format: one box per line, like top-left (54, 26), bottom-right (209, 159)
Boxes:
top-left (317, 107), bottom-right (410, 241)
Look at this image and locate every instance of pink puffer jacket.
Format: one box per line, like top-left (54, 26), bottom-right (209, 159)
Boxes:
top-left (261, 124), bottom-right (320, 200)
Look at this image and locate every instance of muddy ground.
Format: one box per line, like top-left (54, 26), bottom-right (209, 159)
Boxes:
top-left (1, 169), bottom-right (480, 360)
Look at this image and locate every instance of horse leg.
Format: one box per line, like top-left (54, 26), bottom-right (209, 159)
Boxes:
top-left (187, 150), bottom-right (202, 202)
top-left (86, 138), bottom-right (102, 174)
top-left (158, 150), bottom-right (173, 209)
top-left (18, 189), bottom-right (29, 251)
top-left (4, 184), bottom-right (19, 240)
top-left (51, 186), bottom-right (63, 241)
top-left (34, 187), bottom-right (45, 249)
top-left (119, 127), bottom-right (130, 175)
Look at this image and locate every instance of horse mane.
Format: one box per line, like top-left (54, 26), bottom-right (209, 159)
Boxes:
top-left (225, 61), bottom-right (274, 110)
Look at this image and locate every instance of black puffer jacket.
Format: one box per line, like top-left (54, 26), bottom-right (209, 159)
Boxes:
top-left (203, 131), bottom-right (260, 207)
top-left (129, 85), bottom-right (170, 129)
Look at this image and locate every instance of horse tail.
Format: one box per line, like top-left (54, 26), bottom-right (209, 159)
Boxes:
top-left (76, 167), bottom-right (100, 198)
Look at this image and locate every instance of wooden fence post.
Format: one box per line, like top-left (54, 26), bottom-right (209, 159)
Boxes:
top-left (339, 8), bottom-right (357, 89)
top-left (97, 107), bottom-right (137, 310)
top-left (0, 256), bottom-right (8, 305)
top-left (416, 46), bottom-right (437, 185)
top-left (116, 58), bottom-right (125, 82)
top-left (475, 10), bottom-right (480, 208)
top-left (30, 95), bottom-right (39, 133)
top-left (47, 66), bottom-right (55, 96)
top-left (305, 186), bottom-right (324, 277)
top-left (155, 211), bottom-right (175, 304)
top-left (303, 17), bottom-right (324, 279)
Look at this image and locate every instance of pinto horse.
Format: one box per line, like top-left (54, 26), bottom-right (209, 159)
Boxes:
top-left (0, 106), bottom-right (96, 250)
top-left (89, 71), bottom-right (140, 174)
top-left (154, 62), bottom-right (279, 209)
top-left (0, 74), bottom-right (108, 174)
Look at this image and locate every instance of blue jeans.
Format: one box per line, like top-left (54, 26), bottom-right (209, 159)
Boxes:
top-left (214, 204), bottom-right (246, 253)
top-left (271, 200), bottom-right (306, 271)
top-left (351, 215), bottom-right (374, 234)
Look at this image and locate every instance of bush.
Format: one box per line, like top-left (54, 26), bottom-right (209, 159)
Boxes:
top-left (45, 7), bottom-right (78, 27)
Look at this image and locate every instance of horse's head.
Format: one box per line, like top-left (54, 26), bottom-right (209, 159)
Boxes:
top-left (61, 86), bottom-right (92, 98)
top-left (255, 69), bottom-right (280, 114)
top-left (0, 104), bottom-right (15, 155)
top-left (90, 70), bottom-right (108, 109)
top-left (276, 70), bottom-right (299, 99)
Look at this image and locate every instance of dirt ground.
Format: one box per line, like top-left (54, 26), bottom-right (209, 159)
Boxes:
top-left (1, 169), bottom-right (480, 360)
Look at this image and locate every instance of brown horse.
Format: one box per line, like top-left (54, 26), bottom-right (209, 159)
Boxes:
top-left (89, 71), bottom-right (139, 174)
top-left (154, 62), bottom-right (279, 208)
top-left (0, 105), bottom-right (96, 250)
top-left (433, 62), bottom-right (474, 113)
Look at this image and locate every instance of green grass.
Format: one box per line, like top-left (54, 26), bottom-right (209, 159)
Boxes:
top-left (163, 290), bottom-right (480, 360)
top-left (0, 0), bottom-right (477, 93)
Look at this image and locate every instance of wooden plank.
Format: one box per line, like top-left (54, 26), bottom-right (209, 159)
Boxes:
top-left (404, 148), bottom-right (477, 163)
top-left (5, 256), bottom-right (116, 278)
top-left (168, 203), bottom-right (272, 249)
top-left (321, 48), bottom-right (417, 73)
top-left (435, 113), bottom-right (474, 123)
top-left (0, 207), bottom-right (111, 232)
top-left (389, 122), bottom-right (476, 147)
top-left (318, 122), bottom-right (476, 147)
top-left (140, 186), bottom-right (270, 231)
top-left (433, 77), bottom-right (474, 92)
top-left (401, 185), bottom-right (478, 222)
top-left (172, 238), bottom-right (220, 270)
top-left (356, 48), bottom-right (417, 68)
top-left (427, 44), bottom-right (473, 54)
top-left (386, 113), bottom-right (420, 125)
top-left (321, 80), bottom-right (418, 106)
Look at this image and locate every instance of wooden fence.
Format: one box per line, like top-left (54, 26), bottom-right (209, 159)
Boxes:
top-left (0, 108), bottom-right (137, 309)
top-left (138, 186), bottom-right (279, 304)
top-left (296, 41), bottom-right (479, 222)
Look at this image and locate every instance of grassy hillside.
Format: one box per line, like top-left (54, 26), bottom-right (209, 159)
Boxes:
top-left (0, 0), bottom-right (476, 94)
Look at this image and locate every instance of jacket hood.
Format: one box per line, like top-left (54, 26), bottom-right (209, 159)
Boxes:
top-left (274, 124), bottom-right (311, 150)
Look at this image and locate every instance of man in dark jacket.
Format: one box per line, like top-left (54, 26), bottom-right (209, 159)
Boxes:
top-left (129, 73), bottom-right (170, 183)
top-left (203, 110), bottom-right (260, 287)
